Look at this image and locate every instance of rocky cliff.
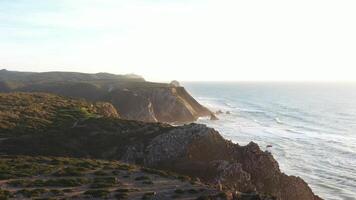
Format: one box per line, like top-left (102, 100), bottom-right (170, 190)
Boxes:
top-left (0, 70), bottom-right (213, 123)
top-left (0, 93), bottom-right (322, 200)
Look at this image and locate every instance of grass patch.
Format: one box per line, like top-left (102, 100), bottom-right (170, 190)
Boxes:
top-left (17, 189), bottom-right (48, 198)
top-left (53, 167), bottom-right (85, 177)
top-left (90, 177), bottom-right (119, 188)
top-left (84, 189), bottom-right (110, 198)
top-left (142, 192), bottom-right (156, 200)
top-left (0, 189), bottom-right (12, 200)
top-left (93, 170), bottom-right (109, 176)
top-left (16, 178), bottom-right (91, 187)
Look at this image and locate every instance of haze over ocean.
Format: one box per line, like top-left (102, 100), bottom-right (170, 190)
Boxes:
top-left (184, 82), bottom-right (356, 200)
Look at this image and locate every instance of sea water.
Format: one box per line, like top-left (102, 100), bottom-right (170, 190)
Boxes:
top-left (183, 82), bottom-right (356, 200)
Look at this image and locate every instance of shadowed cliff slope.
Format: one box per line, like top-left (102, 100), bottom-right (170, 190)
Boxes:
top-left (0, 69), bottom-right (213, 123)
top-left (0, 93), bottom-right (321, 200)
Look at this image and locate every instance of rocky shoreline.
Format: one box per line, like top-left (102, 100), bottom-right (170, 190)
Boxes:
top-left (0, 70), bottom-right (323, 199)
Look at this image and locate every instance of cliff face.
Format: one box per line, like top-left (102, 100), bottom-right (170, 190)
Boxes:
top-left (103, 89), bottom-right (157, 122)
top-left (133, 86), bottom-right (212, 123)
top-left (124, 124), bottom-right (321, 200)
top-left (0, 93), bottom-right (322, 200)
top-left (0, 70), bottom-right (213, 123)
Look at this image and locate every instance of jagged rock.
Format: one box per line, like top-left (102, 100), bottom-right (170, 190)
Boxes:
top-left (216, 110), bottom-right (224, 115)
top-left (127, 124), bottom-right (321, 200)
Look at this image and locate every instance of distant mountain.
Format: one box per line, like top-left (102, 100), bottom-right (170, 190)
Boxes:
top-left (0, 69), bottom-right (145, 83)
top-left (0, 70), bottom-right (214, 123)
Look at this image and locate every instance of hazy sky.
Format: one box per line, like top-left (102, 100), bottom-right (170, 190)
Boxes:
top-left (1, 0), bottom-right (356, 82)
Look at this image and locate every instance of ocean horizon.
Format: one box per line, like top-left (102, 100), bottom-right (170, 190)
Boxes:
top-left (184, 82), bottom-right (356, 200)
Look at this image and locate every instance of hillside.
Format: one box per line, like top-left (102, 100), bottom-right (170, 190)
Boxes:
top-left (0, 69), bottom-right (145, 83)
top-left (0, 70), bottom-right (214, 123)
top-left (0, 155), bottom-right (226, 200)
top-left (0, 93), bottom-right (321, 200)
top-left (0, 92), bottom-right (119, 136)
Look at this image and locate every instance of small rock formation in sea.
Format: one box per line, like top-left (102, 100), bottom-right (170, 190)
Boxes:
top-left (216, 110), bottom-right (224, 115)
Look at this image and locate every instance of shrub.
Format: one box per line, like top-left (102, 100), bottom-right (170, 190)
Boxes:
top-left (115, 192), bottom-right (128, 199)
top-left (53, 167), bottom-right (84, 177)
top-left (135, 176), bottom-right (150, 181)
top-left (49, 189), bottom-right (64, 195)
top-left (17, 189), bottom-right (47, 198)
top-left (141, 168), bottom-right (169, 177)
top-left (62, 189), bottom-right (73, 193)
top-left (196, 196), bottom-right (213, 200)
top-left (116, 188), bottom-right (139, 193)
top-left (90, 177), bottom-right (119, 188)
top-left (174, 189), bottom-right (184, 194)
top-left (142, 180), bottom-right (154, 185)
top-left (0, 189), bottom-right (12, 200)
top-left (84, 189), bottom-right (110, 198)
top-left (187, 189), bottom-right (199, 194)
top-left (93, 170), bottom-right (109, 176)
top-left (117, 164), bottom-right (135, 171)
top-left (37, 178), bottom-right (89, 187)
top-left (141, 192), bottom-right (156, 200)
top-left (8, 179), bottom-right (30, 187)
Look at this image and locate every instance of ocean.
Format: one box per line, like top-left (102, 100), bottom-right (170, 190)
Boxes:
top-left (183, 82), bottom-right (356, 200)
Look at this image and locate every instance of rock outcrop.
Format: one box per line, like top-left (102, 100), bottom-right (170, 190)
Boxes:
top-left (122, 124), bottom-right (321, 200)
top-left (0, 70), bottom-right (213, 123)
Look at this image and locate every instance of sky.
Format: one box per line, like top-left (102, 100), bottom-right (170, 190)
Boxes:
top-left (0, 0), bottom-right (356, 82)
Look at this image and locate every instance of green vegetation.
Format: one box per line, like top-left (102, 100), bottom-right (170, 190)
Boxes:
top-left (0, 93), bottom-right (171, 159)
top-left (0, 156), bottom-right (55, 180)
top-left (9, 178), bottom-right (89, 187)
top-left (17, 189), bottom-right (48, 198)
top-left (0, 92), bottom-right (228, 200)
top-left (53, 167), bottom-right (85, 177)
top-left (141, 167), bottom-right (170, 177)
top-left (84, 189), bottom-right (110, 198)
top-left (0, 153), bottom-right (223, 199)
top-left (0, 93), bottom-right (118, 136)
top-left (174, 189), bottom-right (185, 194)
top-left (142, 192), bottom-right (156, 200)
top-left (135, 175), bottom-right (150, 181)
top-left (0, 189), bottom-right (12, 200)
top-left (93, 170), bottom-right (109, 176)
top-left (142, 180), bottom-right (154, 185)
top-left (90, 177), bottom-right (119, 188)
top-left (116, 188), bottom-right (139, 193)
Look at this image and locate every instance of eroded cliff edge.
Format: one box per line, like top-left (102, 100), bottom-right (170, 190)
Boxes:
top-left (0, 69), bottom-right (213, 123)
top-left (0, 93), bottom-right (322, 200)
